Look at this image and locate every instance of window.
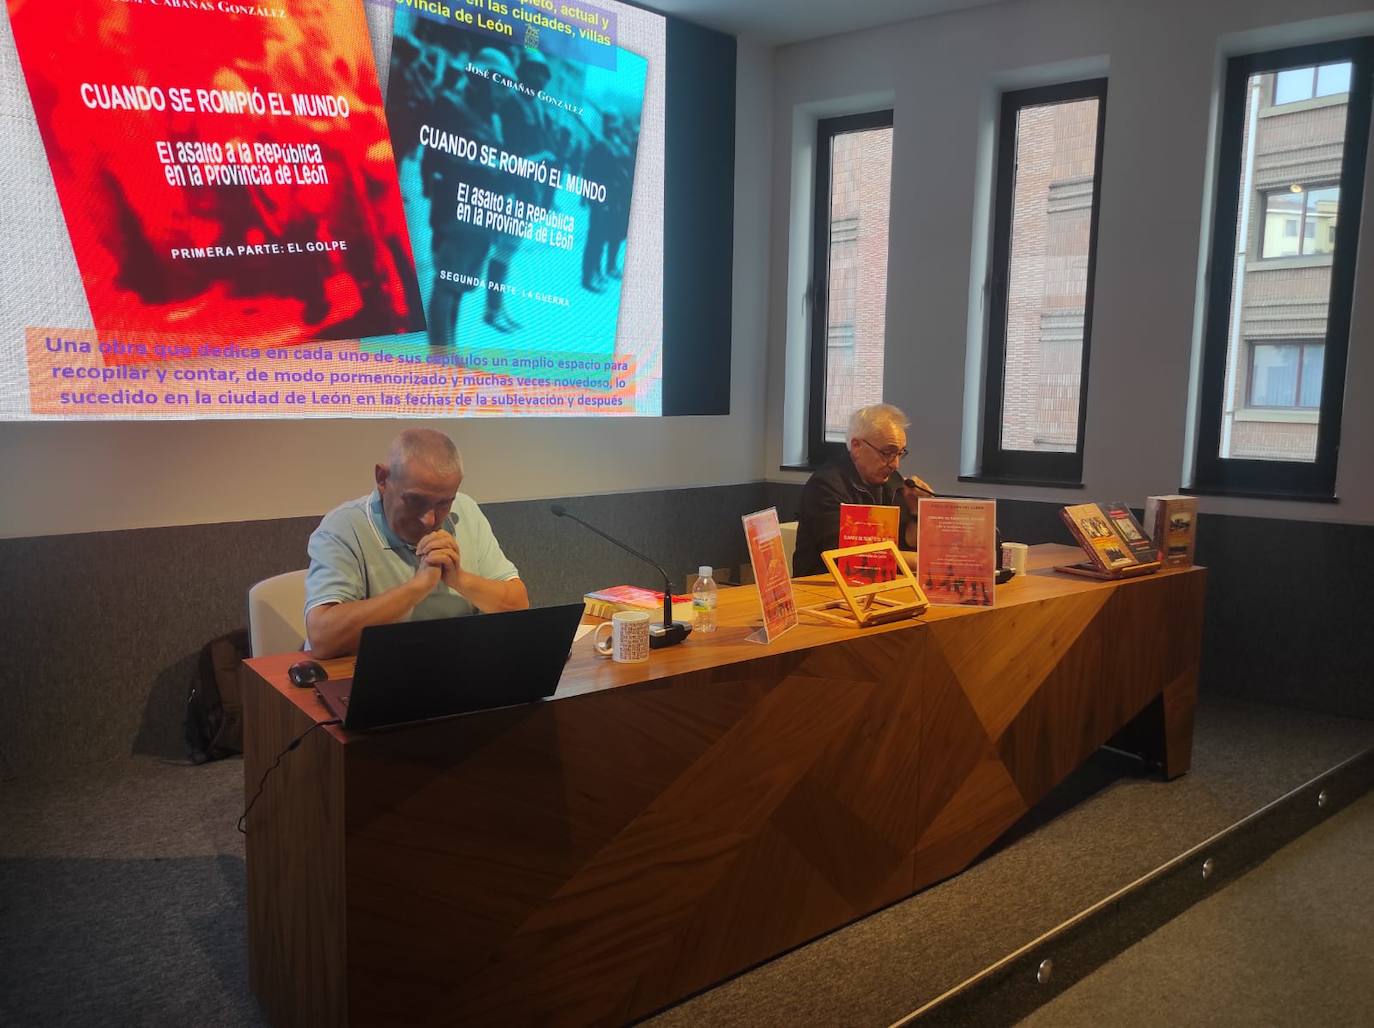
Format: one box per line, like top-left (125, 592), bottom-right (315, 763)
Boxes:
top-left (1272, 62), bottom-right (1353, 105)
top-left (1248, 342), bottom-right (1324, 408)
top-left (979, 79), bottom-right (1107, 485)
top-left (1194, 39), bottom-right (1372, 496)
top-left (1261, 184), bottom-right (1339, 258)
top-left (808, 110), bottom-right (893, 461)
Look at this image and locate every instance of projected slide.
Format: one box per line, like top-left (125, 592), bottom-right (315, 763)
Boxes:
top-left (378, 7), bottom-right (647, 414)
top-left (0, 0), bottom-right (666, 419)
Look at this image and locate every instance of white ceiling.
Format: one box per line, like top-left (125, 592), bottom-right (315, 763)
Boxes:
top-left (646, 0), bottom-right (1006, 46)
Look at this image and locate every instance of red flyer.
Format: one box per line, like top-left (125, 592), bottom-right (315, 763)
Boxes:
top-left (837, 503), bottom-right (901, 586)
top-left (7, 0), bottom-right (423, 346)
top-left (917, 498), bottom-right (997, 607)
top-left (742, 508), bottom-right (798, 643)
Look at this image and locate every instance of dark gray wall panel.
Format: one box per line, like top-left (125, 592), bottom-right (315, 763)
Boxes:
top-left (1193, 512), bottom-right (1374, 721)
top-left (0, 516), bottom-right (318, 775)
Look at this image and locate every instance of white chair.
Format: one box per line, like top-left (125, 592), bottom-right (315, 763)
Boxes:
top-left (248, 569), bottom-right (308, 656)
top-left (779, 521), bottom-right (799, 577)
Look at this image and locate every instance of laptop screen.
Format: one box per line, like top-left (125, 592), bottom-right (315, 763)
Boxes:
top-left (337, 602), bottom-right (585, 730)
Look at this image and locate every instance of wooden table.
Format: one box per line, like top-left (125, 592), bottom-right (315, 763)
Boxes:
top-left (243, 544), bottom-right (1205, 1026)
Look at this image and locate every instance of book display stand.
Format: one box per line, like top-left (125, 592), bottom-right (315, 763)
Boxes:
top-left (1057, 501), bottom-right (1163, 580)
top-left (1054, 560), bottom-right (1160, 580)
top-left (802, 542), bottom-right (930, 628)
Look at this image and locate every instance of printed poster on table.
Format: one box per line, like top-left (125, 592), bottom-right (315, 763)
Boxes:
top-left (742, 507), bottom-right (798, 643)
top-left (837, 503), bottom-right (901, 587)
top-left (378, 5), bottom-right (647, 392)
top-left (6, 0), bottom-right (423, 347)
top-left (917, 498), bottom-right (997, 607)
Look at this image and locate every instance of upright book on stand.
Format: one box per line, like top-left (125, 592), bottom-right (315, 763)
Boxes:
top-left (1058, 502), bottom-right (1161, 579)
top-left (837, 503), bottom-right (902, 586)
top-left (1144, 495), bottom-right (1199, 568)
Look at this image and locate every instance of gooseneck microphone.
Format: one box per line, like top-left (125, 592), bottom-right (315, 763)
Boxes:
top-left (550, 504), bottom-right (691, 648)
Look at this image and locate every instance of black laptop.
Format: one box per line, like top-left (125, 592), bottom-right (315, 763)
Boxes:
top-left (315, 602), bottom-right (585, 731)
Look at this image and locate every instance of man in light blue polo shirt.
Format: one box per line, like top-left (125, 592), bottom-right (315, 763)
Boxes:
top-left (304, 428), bottom-right (528, 657)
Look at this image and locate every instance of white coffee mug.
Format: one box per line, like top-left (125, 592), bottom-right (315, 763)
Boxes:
top-left (594, 610), bottom-right (651, 663)
top-left (1002, 541), bottom-right (1029, 576)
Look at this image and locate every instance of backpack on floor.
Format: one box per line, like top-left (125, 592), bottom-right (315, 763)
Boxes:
top-left (185, 628), bottom-right (251, 764)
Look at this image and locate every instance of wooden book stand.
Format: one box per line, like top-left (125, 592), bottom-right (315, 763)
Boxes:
top-left (802, 542), bottom-right (930, 628)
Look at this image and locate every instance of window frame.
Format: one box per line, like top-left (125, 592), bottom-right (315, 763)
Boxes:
top-left (1260, 182), bottom-right (1340, 259)
top-left (1193, 39), bottom-right (1373, 500)
top-left (1246, 340), bottom-right (1325, 409)
top-left (978, 78), bottom-right (1109, 486)
top-left (807, 108), bottom-right (894, 466)
top-left (1271, 61), bottom-right (1355, 105)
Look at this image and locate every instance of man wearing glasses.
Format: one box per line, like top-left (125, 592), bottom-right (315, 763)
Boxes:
top-left (792, 403), bottom-right (933, 577)
top-left (303, 428), bottom-right (528, 658)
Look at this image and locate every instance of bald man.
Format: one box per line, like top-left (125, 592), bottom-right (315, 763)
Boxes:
top-left (303, 429), bottom-right (529, 658)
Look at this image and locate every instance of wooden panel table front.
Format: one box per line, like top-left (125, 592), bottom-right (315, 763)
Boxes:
top-left (243, 544), bottom-right (1205, 1026)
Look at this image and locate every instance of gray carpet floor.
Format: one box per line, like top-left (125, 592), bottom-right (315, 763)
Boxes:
top-left (0, 696), bottom-right (1370, 1027)
top-left (1020, 789), bottom-right (1374, 1028)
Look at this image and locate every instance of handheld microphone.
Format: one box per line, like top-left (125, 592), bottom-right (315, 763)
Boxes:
top-left (550, 505), bottom-right (691, 648)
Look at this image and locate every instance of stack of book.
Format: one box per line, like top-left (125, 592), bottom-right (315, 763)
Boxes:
top-left (583, 585), bottom-right (694, 621)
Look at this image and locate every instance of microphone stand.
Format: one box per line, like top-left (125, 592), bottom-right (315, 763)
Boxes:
top-left (551, 505), bottom-right (691, 648)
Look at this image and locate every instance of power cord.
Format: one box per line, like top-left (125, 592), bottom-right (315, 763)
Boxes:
top-left (237, 718), bottom-right (341, 834)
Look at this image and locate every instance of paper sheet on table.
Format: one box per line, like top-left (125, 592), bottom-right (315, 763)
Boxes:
top-left (574, 623), bottom-right (596, 642)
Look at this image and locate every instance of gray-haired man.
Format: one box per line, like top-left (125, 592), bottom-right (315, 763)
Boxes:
top-left (304, 429), bottom-right (528, 658)
top-left (792, 403), bottom-right (933, 577)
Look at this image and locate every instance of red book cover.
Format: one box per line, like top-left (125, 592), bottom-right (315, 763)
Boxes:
top-left (7, 0), bottom-right (423, 346)
top-left (837, 503), bottom-right (901, 586)
top-left (584, 586), bottom-right (692, 608)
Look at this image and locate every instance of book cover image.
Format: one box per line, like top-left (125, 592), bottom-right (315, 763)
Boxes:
top-left (7, 0), bottom-right (423, 346)
top-left (1145, 495), bottom-right (1199, 567)
top-left (837, 503), bottom-right (901, 586)
top-left (1062, 503), bottom-right (1136, 570)
top-left (376, 7), bottom-right (647, 389)
top-left (1103, 502), bottom-right (1157, 565)
top-left (917, 498), bottom-right (997, 607)
top-left (742, 508), bottom-right (798, 642)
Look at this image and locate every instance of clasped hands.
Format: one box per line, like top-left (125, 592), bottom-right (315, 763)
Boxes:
top-left (413, 530), bottom-right (465, 593)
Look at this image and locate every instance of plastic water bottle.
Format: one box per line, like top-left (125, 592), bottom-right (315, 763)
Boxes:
top-left (692, 566), bottom-right (718, 633)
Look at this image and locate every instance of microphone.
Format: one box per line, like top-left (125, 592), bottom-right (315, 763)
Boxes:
top-left (550, 505), bottom-right (691, 648)
top-left (901, 474), bottom-right (935, 497)
top-left (890, 477), bottom-right (1010, 580)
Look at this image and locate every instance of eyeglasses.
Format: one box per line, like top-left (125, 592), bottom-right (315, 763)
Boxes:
top-left (860, 438), bottom-right (908, 464)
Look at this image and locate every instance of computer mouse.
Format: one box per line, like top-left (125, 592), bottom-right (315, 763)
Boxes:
top-left (288, 659), bottom-right (328, 688)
